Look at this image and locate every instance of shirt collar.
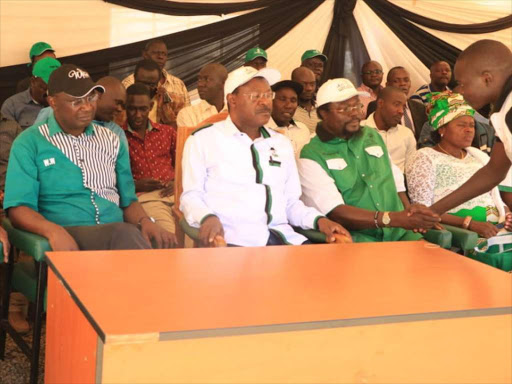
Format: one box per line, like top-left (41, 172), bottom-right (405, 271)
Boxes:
top-left (126, 120), bottom-right (154, 134)
top-left (221, 116), bottom-right (272, 139)
top-left (47, 113), bottom-right (95, 137)
top-left (495, 74), bottom-right (512, 111)
top-left (365, 112), bottom-right (399, 132)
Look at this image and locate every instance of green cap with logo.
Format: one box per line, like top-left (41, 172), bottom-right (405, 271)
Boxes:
top-left (32, 57), bottom-right (62, 84)
top-left (29, 42), bottom-right (55, 61)
top-left (245, 47), bottom-right (268, 63)
top-left (301, 49), bottom-right (328, 63)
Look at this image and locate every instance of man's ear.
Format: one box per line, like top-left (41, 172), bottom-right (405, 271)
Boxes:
top-left (482, 70), bottom-right (493, 88)
top-left (142, 50), bottom-right (149, 60)
top-left (377, 98), bottom-right (384, 109)
top-left (47, 95), bottom-right (56, 109)
top-left (226, 93), bottom-right (235, 109)
top-left (149, 100), bottom-right (155, 111)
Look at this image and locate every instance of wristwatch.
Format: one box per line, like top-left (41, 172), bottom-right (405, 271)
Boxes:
top-left (138, 216), bottom-right (156, 228)
top-left (382, 212), bottom-right (391, 227)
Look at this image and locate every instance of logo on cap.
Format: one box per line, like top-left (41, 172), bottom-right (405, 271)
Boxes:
top-left (337, 82), bottom-right (351, 92)
top-left (68, 69), bottom-right (90, 80)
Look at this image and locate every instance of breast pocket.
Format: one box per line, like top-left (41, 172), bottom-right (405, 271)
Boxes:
top-left (324, 156), bottom-right (356, 194)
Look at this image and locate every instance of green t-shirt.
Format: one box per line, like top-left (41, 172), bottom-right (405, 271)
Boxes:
top-left (300, 124), bottom-right (421, 242)
top-left (3, 114), bottom-right (137, 226)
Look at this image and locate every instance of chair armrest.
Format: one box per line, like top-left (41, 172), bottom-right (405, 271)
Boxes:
top-left (423, 229), bottom-right (452, 249)
top-left (179, 217), bottom-right (200, 241)
top-left (442, 224), bottom-right (479, 251)
top-left (1, 218), bottom-right (51, 262)
top-left (294, 227), bottom-right (326, 243)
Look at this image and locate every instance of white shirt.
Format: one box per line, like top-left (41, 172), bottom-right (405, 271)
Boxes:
top-left (490, 88), bottom-right (512, 163)
top-left (267, 117), bottom-right (311, 157)
top-left (180, 117), bottom-right (324, 246)
top-left (177, 99), bottom-right (226, 128)
top-left (362, 113), bottom-right (417, 172)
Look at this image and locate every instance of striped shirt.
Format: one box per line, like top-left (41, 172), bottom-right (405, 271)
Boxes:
top-left (176, 99), bottom-right (226, 128)
top-left (410, 84), bottom-right (450, 105)
top-left (3, 113), bottom-right (137, 227)
top-left (122, 69), bottom-right (191, 107)
top-left (293, 104), bottom-right (319, 135)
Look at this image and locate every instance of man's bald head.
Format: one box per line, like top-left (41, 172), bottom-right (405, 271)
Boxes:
top-left (455, 39), bottom-right (512, 109)
top-left (291, 67), bottom-right (316, 102)
top-left (200, 63), bottom-right (228, 83)
top-left (197, 63), bottom-right (228, 103)
top-left (96, 76), bottom-right (126, 123)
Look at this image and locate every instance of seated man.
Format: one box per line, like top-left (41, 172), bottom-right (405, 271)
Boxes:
top-left (291, 67), bottom-right (319, 135)
top-left (123, 39), bottom-right (190, 124)
top-left (357, 60), bottom-right (384, 117)
top-left (3, 64), bottom-right (175, 251)
top-left (366, 66), bottom-right (427, 139)
top-left (362, 86), bottom-right (416, 172)
top-left (244, 47), bottom-right (268, 71)
top-left (2, 57), bottom-right (61, 129)
top-left (298, 78), bottom-right (441, 243)
top-left (180, 66), bottom-right (350, 246)
top-left (16, 41), bottom-right (57, 93)
top-left (0, 114), bottom-right (21, 206)
top-left (268, 80), bottom-right (310, 156)
top-left (177, 63), bottom-right (228, 127)
top-left (411, 61), bottom-right (452, 105)
top-left (123, 84), bottom-right (177, 234)
top-left (300, 49), bottom-right (327, 84)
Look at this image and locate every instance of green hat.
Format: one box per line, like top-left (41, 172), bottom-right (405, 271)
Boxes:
top-left (32, 57), bottom-right (61, 84)
top-left (427, 91), bottom-right (475, 130)
top-left (29, 42), bottom-right (54, 61)
top-left (301, 49), bottom-right (328, 63)
top-left (245, 47), bottom-right (268, 63)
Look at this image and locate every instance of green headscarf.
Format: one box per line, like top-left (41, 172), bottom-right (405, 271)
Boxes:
top-left (427, 91), bottom-right (475, 130)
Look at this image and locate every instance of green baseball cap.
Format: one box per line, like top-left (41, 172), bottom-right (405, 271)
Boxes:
top-left (245, 47), bottom-right (268, 63)
top-left (29, 42), bottom-right (54, 61)
top-left (301, 49), bottom-right (328, 63)
top-left (32, 57), bottom-right (61, 84)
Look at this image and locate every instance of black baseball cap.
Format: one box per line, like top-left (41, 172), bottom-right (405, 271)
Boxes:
top-left (48, 64), bottom-right (105, 97)
top-left (271, 80), bottom-right (303, 96)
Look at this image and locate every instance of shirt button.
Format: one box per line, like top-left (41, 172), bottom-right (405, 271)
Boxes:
top-left (370, 185), bottom-right (373, 188)
top-left (362, 174), bottom-right (365, 177)
top-left (376, 203), bottom-right (380, 206)
top-left (356, 156), bottom-right (360, 159)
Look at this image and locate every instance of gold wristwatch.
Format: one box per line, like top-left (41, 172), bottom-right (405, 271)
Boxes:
top-left (382, 211), bottom-right (391, 227)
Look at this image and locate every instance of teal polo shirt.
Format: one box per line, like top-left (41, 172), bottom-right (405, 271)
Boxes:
top-left (3, 113), bottom-right (137, 227)
top-left (300, 124), bottom-right (421, 242)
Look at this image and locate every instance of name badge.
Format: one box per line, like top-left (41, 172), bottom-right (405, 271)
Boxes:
top-left (365, 146), bottom-right (384, 158)
top-left (326, 158), bottom-right (348, 170)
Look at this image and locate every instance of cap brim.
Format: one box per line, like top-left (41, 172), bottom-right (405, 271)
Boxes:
top-left (271, 80), bottom-right (303, 96)
top-left (70, 85), bottom-right (105, 98)
top-left (318, 90), bottom-right (370, 108)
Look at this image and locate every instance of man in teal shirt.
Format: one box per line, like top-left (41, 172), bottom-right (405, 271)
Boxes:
top-left (4, 64), bottom-right (176, 250)
top-left (298, 78), bottom-right (440, 242)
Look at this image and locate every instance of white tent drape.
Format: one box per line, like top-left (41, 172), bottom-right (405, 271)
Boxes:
top-left (353, 0), bottom-right (430, 94)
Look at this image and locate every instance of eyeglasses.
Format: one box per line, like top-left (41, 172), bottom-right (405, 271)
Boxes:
top-left (68, 93), bottom-right (99, 108)
top-left (362, 70), bottom-right (383, 75)
top-left (242, 92), bottom-right (274, 102)
top-left (332, 103), bottom-right (364, 114)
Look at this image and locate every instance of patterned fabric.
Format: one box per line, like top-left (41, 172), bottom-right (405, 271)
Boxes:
top-left (122, 69), bottom-right (191, 107)
top-left (123, 120), bottom-right (177, 183)
top-left (406, 148), bottom-right (496, 216)
top-left (357, 83), bottom-right (381, 117)
top-left (293, 104), bottom-right (319, 135)
top-left (427, 92), bottom-right (475, 129)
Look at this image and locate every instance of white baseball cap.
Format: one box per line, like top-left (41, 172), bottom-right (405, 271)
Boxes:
top-left (224, 66), bottom-right (281, 96)
top-left (316, 78), bottom-right (369, 108)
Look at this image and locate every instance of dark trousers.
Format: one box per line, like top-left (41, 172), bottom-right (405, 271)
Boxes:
top-left (64, 222), bottom-right (150, 250)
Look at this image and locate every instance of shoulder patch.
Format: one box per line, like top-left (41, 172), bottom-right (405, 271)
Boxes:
top-left (192, 123), bottom-right (213, 135)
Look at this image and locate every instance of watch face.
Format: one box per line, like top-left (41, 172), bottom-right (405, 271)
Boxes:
top-left (382, 213), bottom-right (391, 225)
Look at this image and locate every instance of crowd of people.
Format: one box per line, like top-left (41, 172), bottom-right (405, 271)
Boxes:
top-left (1, 38), bottom-right (512, 330)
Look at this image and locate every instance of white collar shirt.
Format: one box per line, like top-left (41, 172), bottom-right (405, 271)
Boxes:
top-left (267, 117), bottom-right (311, 157)
top-left (177, 99), bottom-right (226, 128)
top-left (180, 116), bottom-right (324, 246)
top-left (362, 113), bottom-right (417, 173)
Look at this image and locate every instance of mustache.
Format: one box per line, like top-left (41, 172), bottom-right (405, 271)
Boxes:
top-left (256, 107), bottom-right (271, 113)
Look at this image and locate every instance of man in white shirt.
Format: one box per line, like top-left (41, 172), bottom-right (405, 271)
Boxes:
top-left (180, 66), bottom-right (350, 246)
top-left (267, 80), bottom-right (310, 156)
top-left (362, 86), bottom-right (416, 172)
top-left (291, 67), bottom-right (319, 135)
top-left (177, 63), bottom-right (228, 127)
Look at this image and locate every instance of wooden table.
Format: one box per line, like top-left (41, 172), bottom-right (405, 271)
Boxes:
top-left (45, 241), bottom-right (512, 383)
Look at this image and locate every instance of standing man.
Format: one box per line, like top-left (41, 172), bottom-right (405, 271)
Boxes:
top-left (300, 49), bottom-right (327, 84)
top-left (244, 47), bottom-right (268, 71)
top-left (362, 86), bottom-right (416, 172)
top-left (123, 39), bottom-right (190, 123)
top-left (411, 61), bottom-right (452, 105)
top-left (268, 80), bottom-right (310, 156)
top-left (180, 66), bottom-right (350, 246)
top-left (357, 61), bottom-right (384, 117)
top-left (431, 40), bottom-right (512, 214)
top-left (4, 64), bottom-right (175, 251)
top-left (123, 83), bottom-right (177, 234)
top-left (177, 63), bottom-right (228, 127)
top-left (366, 66), bottom-right (427, 139)
top-left (291, 67), bottom-right (319, 135)
top-left (298, 79), bottom-right (440, 243)
top-left (2, 57), bottom-right (61, 129)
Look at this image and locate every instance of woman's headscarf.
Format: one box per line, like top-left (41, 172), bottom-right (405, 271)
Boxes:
top-left (427, 91), bottom-right (475, 130)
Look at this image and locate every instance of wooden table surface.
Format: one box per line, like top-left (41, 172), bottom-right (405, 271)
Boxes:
top-left (46, 241), bottom-right (512, 341)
